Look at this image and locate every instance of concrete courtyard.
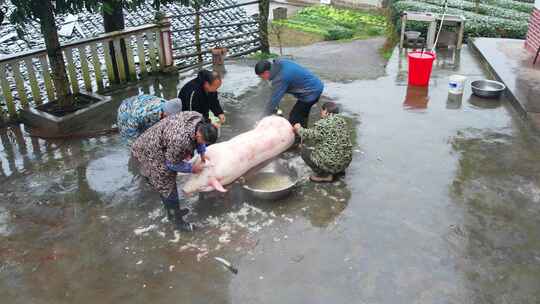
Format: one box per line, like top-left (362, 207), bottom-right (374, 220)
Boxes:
top-left (1, 39), bottom-right (540, 303)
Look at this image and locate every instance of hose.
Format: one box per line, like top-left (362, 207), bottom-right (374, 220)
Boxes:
top-left (431, 0), bottom-right (449, 52)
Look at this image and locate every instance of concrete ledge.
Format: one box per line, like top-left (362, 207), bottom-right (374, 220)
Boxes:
top-left (469, 37), bottom-right (540, 129)
top-left (20, 91), bottom-right (112, 134)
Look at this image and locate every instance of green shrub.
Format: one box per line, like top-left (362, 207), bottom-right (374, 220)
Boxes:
top-left (391, 0), bottom-right (528, 39)
top-left (325, 27), bottom-right (355, 40)
top-left (366, 26), bottom-right (386, 36)
top-left (480, 0), bottom-right (534, 13)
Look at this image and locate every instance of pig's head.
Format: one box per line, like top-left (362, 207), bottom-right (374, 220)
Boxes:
top-left (182, 162), bottom-right (227, 194)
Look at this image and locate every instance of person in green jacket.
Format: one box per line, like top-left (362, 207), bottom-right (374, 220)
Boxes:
top-left (293, 102), bottom-right (353, 182)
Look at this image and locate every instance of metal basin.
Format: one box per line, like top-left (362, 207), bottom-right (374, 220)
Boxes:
top-left (471, 80), bottom-right (506, 99)
top-left (404, 31), bottom-right (421, 40)
top-left (242, 159), bottom-right (299, 200)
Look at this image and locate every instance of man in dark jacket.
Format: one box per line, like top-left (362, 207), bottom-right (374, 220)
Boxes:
top-left (255, 59), bottom-right (324, 127)
top-left (178, 69), bottom-right (226, 125)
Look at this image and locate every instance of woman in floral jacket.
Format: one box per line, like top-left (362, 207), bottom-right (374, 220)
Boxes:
top-left (131, 111), bottom-right (218, 231)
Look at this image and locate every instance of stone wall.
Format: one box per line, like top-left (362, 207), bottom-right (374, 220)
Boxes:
top-left (524, 0), bottom-right (540, 52)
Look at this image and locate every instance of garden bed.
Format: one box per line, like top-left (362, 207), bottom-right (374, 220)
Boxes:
top-left (273, 5), bottom-right (387, 41)
top-left (390, 0), bottom-right (531, 40)
top-left (37, 93), bottom-right (104, 117)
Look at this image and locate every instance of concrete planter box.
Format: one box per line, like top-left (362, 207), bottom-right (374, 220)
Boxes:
top-left (20, 91), bottom-right (113, 134)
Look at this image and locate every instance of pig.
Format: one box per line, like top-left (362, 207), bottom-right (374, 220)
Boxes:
top-left (182, 115), bottom-right (295, 194)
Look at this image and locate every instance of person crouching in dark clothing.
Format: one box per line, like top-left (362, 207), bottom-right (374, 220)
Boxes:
top-left (178, 69), bottom-right (226, 126)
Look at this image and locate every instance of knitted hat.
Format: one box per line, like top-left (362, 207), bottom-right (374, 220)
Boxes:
top-left (163, 98), bottom-right (182, 115)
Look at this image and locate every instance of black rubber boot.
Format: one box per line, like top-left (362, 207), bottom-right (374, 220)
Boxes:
top-left (161, 194), bottom-right (194, 232)
top-left (166, 205), bottom-right (195, 232)
top-left (174, 213), bottom-right (196, 232)
top-left (164, 205), bottom-right (189, 222)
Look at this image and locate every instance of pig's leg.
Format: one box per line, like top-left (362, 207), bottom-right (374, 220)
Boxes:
top-left (210, 178), bottom-right (227, 192)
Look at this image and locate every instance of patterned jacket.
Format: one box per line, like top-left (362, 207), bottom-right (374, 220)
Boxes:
top-left (131, 112), bottom-right (203, 197)
top-left (298, 114), bottom-right (353, 174)
top-left (117, 95), bottom-right (166, 143)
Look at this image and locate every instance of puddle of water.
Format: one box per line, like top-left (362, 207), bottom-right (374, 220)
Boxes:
top-left (1, 45), bottom-right (540, 303)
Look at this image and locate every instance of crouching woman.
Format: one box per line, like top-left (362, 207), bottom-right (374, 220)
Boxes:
top-left (293, 102), bottom-right (353, 182)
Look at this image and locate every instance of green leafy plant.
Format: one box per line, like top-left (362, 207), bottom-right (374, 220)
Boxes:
top-left (326, 27), bottom-right (355, 40)
top-left (481, 0), bottom-right (534, 13)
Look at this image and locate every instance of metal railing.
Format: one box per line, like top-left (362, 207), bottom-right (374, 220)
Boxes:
top-left (0, 1), bottom-right (264, 123)
top-left (0, 20), bottom-right (174, 122)
top-left (171, 0), bottom-right (261, 67)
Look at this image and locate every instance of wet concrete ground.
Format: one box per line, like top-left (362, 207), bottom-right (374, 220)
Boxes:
top-left (2, 41), bottom-right (540, 303)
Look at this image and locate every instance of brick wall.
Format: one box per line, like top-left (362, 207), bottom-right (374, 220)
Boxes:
top-left (525, 7), bottom-right (540, 52)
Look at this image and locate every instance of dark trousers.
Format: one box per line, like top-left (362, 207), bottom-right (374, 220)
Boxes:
top-left (161, 188), bottom-right (180, 209)
top-left (289, 97), bottom-right (320, 128)
top-left (301, 148), bottom-right (331, 176)
top-left (131, 155), bottom-right (180, 209)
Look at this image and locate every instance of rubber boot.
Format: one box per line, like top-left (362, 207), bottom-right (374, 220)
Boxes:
top-left (163, 204), bottom-right (189, 222)
top-left (172, 207), bottom-right (195, 232)
top-left (161, 195), bottom-right (195, 232)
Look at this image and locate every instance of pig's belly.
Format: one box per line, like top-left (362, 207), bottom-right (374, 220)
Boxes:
top-left (208, 130), bottom-right (291, 183)
top-left (183, 116), bottom-right (294, 193)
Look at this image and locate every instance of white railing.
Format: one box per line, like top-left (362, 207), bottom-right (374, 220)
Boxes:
top-left (0, 18), bottom-right (174, 123)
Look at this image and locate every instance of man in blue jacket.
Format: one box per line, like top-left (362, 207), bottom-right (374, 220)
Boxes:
top-left (255, 59), bottom-right (324, 127)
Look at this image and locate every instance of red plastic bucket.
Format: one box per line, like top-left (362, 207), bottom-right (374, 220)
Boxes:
top-left (408, 51), bottom-right (436, 86)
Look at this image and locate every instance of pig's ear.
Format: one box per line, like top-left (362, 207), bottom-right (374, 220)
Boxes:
top-left (210, 178), bottom-right (227, 192)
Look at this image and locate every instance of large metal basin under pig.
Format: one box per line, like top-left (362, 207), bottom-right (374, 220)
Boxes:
top-left (182, 116), bottom-right (295, 194)
top-left (242, 159), bottom-right (300, 200)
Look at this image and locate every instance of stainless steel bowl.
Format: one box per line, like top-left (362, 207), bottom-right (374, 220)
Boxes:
top-left (405, 31), bottom-right (421, 40)
top-left (242, 159), bottom-right (299, 200)
top-left (471, 80), bottom-right (506, 99)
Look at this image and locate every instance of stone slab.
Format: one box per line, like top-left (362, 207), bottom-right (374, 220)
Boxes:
top-left (469, 38), bottom-right (540, 129)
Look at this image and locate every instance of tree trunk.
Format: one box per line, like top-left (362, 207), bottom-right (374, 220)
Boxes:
top-left (258, 0), bottom-right (270, 54)
top-left (37, 0), bottom-right (71, 106)
top-left (0, 3), bottom-right (6, 25)
top-left (103, 0), bottom-right (130, 82)
top-left (195, 8), bottom-right (203, 63)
